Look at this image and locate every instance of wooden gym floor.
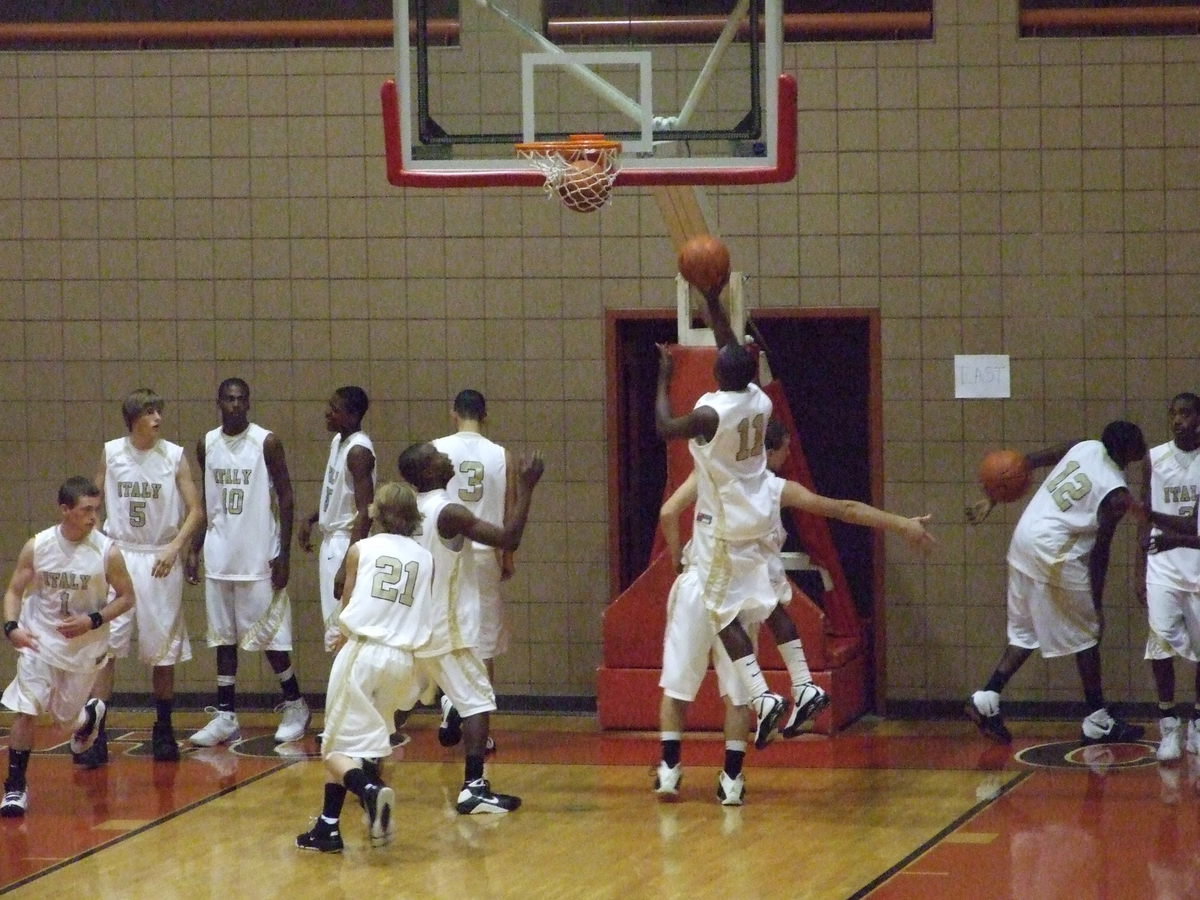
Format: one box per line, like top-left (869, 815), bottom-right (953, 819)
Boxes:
top-left (1, 711), bottom-right (1195, 899)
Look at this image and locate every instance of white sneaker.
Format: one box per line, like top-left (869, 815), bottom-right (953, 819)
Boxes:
top-left (190, 707), bottom-right (241, 747)
top-left (274, 698), bottom-right (311, 743)
top-left (1187, 719), bottom-right (1200, 755)
top-left (69, 698), bottom-right (106, 754)
top-left (0, 788), bottom-right (27, 817)
top-left (653, 761), bottom-right (682, 801)
top-left (781, 683), bottom-right (830, 738)
top-left (716, 771), bottom-right (745, 806)
top-left (750, 692), bottom-right (788, 750)
top-left (1157, 716), bottom-right (1184, 762)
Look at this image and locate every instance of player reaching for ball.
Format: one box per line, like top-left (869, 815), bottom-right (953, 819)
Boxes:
top-left (653, 419), bottom-right (934, 804)
top-left (964, 422), bottom-right (1148, 745)
top-left (655, 235), bottom-right (791, 751)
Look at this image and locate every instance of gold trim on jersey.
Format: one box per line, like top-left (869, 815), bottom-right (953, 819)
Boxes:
top-left (147, 605), bottom-right (189, 667)
top-left (447, 556), bottom-right (464, 649)
top-left (703, 537), bottom-right (734, 631)
top-left (241, 588), bottom-right (291, 651)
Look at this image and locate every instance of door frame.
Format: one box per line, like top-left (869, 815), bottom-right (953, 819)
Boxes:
top-left (603, 307), bottom-right (888, 712)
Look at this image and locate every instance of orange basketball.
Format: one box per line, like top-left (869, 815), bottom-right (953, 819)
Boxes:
top-left (557, 159), bottom-right (609, 213)
top-left (978, 449), bottom-right (1031, 503)
top-left (678, 234), bottom-right (731, 295)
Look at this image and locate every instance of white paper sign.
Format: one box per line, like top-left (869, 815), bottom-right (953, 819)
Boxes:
top-left (954, 354), bottom-right (1010, 399)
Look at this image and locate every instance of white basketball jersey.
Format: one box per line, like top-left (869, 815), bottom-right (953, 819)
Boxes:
top-left (202, 423), bottom-right (278, 580)
top-left (690, 383), bottom-right (774, 542)
top-left (433, 431), bottom-right (506, 552)
top-left (1008, 440), bottom-right (1129, 589)
top-left (22, 526), bottom-right (113, 672)
top-left (1147, 440), bottom-right (1200, 589)
top-left (339, 533), bottom-right (434, 650)
top-left (102, 437), bottom-right (184, 549)
top-left (412, 489), bottom-right (480, 657)
top-left (319, 432), bottom-right (375, 533)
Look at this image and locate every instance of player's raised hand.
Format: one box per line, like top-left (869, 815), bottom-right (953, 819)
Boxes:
top-left (903, 514), bottom-right (936, 553)
top-left (655, 343), bottom-right (674, 381)
top-left (518, 451), bottom-right (545, 489)
top-left (965, 497), bottom-right (995, 526)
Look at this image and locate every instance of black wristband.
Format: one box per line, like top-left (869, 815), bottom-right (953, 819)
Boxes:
top-left (3, 620), bottom-right (17, 638)
top-left (89, 611), bottom-right (104, 630)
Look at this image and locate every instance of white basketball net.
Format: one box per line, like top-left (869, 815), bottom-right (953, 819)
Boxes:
top-left (516, 141), bottom-right (621, 213)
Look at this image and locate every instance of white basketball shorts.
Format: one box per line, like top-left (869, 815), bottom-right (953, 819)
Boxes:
top-left (1006, 566), bottom-right (1099, 658)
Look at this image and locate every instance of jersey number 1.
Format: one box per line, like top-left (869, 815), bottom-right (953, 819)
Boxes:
top-left (735, 414), bottom-right (766, 462)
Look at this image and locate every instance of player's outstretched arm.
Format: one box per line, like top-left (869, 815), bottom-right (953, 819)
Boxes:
top-left (965, 440), bottom-right (1081, 526)
top-left (443, 452), bottom-right (545, 552)
top-left (701, 281), bottom-right (735, 350)
top-left (780, 481), bottom-right (935, 553)
top-left (654, 343), bottom-right (718, 442)
top-left (659, 472), bottom-right (698, 573)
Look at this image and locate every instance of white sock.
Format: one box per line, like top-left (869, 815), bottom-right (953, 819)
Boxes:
top-left (725, 740), bottom-right (747, 754)
top-left (660, 731), bottom-right (683, 743)
top-left (777, 640), bottom-right (812, 693)
top-left (972, 690), bottom-right (1001, 717)
top-left (734, 655), bottom-right (769, 698)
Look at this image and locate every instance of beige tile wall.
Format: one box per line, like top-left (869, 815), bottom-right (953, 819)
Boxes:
top-left (2, 0), bottom-right (1199, 708)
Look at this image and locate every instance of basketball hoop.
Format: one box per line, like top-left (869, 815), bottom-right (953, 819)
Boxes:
top-left (515, 134), bottom-right (622, 213)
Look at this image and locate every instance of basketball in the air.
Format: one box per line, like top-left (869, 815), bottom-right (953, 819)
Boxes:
top-left (978, 449), bottom-right (1031, 503)
top-left (678, 234), bottom-right (731, 295)
top-left (558, 159), bottom-right (608, 213)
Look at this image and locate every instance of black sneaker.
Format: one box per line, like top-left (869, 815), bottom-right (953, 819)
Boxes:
top-left (965, 697), bottom-right (1012, 744)
top-left (152, 723), bottom-right (181, 762)
top-left (438, 702), bottom-right (462, 748)
top-left (455, 778), bottom-right (521, 815)
top-left (296, 825), bottom-right (344, 853)
top-left (69, 698), bottom-right (106, 755)
top-left (73, 731), bottom-right (109, 769)
top-left (780, 684), bottom-right (831, 739)
top-left (1081, 716), bottom-right (1145, 746)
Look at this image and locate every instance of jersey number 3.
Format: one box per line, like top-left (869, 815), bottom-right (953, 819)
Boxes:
top-left (457, 461), bottom-right (485, 503)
